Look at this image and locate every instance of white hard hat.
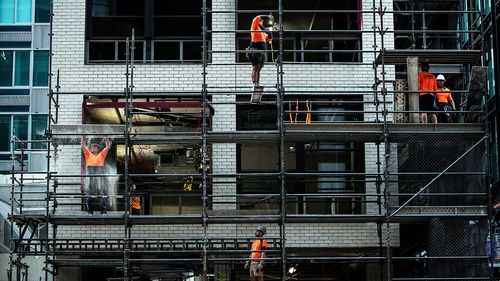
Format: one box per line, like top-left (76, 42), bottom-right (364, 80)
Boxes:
top-left (436, 74), bottom-right (446, 81)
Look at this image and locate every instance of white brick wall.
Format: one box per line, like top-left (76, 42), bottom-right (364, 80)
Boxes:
top-left (51, 0), bottom-right (399, 248)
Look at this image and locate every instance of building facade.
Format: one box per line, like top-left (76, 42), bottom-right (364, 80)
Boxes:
top-left (4, 0), bottom-right (498, 280)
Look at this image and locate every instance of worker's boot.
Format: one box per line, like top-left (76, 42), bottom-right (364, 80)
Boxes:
top-left (85, 197), bottom-right (93, 215)
top-left (100, 196), bottom-right (108, 215)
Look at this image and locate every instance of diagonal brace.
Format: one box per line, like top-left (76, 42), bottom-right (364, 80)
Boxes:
top-left (389, 135), bottom-right (487, 218)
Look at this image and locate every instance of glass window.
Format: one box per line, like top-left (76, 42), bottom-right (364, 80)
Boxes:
top-left (154, 0), bottom-right (200, 15)
top-left (0, 51), bottom-right (13, 86)
top-left (0, 115), bottom-right (11, 151)
top-left (16, 0), bottom-right (32, 23)
top-left (114, 0), bottom-right (143, 16)
top-left (33, 51), bottom-right (49, 86)
top-left (117, 41), bottom-right (144, 61)
top-left (0, 0), bottom-right (15, 23)
top-left (13, 115), bottom-right (28, 151)
top-left (35, 0), bottom-right (50, 23)
top-left (92, 0), bottom-right (115, 16)
top-left (236, 103), bottom-right (277, 130)
top-left (88, 41), bottom-right (115, 62)
top-left (31, 115), bottom-right (48, 149)
top-left (154, 42), bottom-right (180, 61)
top-left (86, 0), bottom-right (208, 63)
top-left (183, 42), bottom-right (202, 61)
top-left (14, 51), bottom-right (30, 86)
top-left (13, 115), bottom-right (28, 150)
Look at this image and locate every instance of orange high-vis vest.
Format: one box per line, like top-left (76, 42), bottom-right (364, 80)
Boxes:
top-left (250, 239), bottom-right (267, 260)
top-left (131, 196), bottom-right (141, 210)
top-left (83, 146), bottom-right (108, 167)
top-left (436, 87), bottom-right (452, 103)
top-left (418, 71), bottom-right (437, 96)
top-left (251, 16), bottom-right (271, 43)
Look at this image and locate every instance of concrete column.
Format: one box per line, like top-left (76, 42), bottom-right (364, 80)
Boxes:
top-left (407, 56), bottom-right (419, 123)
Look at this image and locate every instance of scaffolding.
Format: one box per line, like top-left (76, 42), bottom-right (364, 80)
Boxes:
top-left (7, 0), bottom-right (497, 280)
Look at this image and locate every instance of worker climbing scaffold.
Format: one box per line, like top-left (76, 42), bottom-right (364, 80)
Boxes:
top-left (248, 14), bottom-right (274, 88)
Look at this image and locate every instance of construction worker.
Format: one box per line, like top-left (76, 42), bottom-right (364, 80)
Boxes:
top-left (435, 74), bottom-right (456, 123)
top-left (81, 136), bottom-right (112, 214)
top-left (245, 225), bottom-right (267, 281)
top-left (131, 185), bottom-right (141, 215)
top-left (249, 15), bottom-right (274, 88)
top-left (418, 62), bottom-right (438, 124)
top-left (183, 176), bottom-right (194, 191)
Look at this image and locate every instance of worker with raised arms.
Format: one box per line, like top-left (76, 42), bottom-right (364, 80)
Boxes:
top-left (249, 15), bottom-right (274, 90)
top-left (81, 136), bottom-right (112, 214)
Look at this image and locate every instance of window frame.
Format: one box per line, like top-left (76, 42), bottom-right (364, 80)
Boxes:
top-left (34, 0), bottom-right (50, 24)
top-left (149, 193), bottom-right (203, 215)
top-left (32, 50), bottom-right (49, 87)
top-left (0, 113), bottom-right (47, 153)
top-left (236, 141), bottom-right (366, 215)
top-left (85, 0), bottom-right (210, 64)
top-left (86, 39), bottom-right (147, 64)
top-left (0, 49), bottom-right (32, 89)
top-left (0, 0), bottom-right (32, 25)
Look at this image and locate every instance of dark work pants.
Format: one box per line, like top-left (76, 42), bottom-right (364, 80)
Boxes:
top-left (85, 166), bottom-right (108, 214)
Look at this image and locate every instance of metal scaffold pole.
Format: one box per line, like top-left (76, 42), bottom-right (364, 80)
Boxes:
top-left (478, 1), bottom-right (496, 280)
top-left (377, 0), bottom-right (392, 280)
top-left (491, 0), bottom-right (500, 167)
top-left (46, 0), bottom-right (55, 279)
top-left (9, 135), bottom-right (16, 281)
top-left (277, 0), bottom-right (286, 279)
top-left (202, 0), bottom-right (209, 279)
top-left (371, 0), bottom-right (385, 279)
top-left (123, 36), bottom-right (131, 281)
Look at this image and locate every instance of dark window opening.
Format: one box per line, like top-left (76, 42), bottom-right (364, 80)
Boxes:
top-left (236, 97), bottom-right (277, 131)
top-left (0, 114), bottom-right (33, 152)
top-left (237, 141), bottom-right (365, 215)
top-left (183, 41), bottom-right (203, 61)
top-left (92, 0), bottom-right (144, 16)
top-left (0, 116), bottom-right (12, 151)
top-left (393, 1), bottom-right (461, 50)
top-left (88, 41), bottom-right (115, 61)
top-left (86, 0), bottom-right (210, 63)
top-left (0, 51), bottom-right (13, 86)
top-left (33, 50), bottom-right (49, 86)
top-left (153, 41), bottom-right (180, 61)
top-left (82, 96), bottom-right (211, 214)
top-left (237, 0), bottom-right (361, 62)
top-left (35, 0), bottom-right (50, 23)
top-left (91, 17), bottom-right (145, 38)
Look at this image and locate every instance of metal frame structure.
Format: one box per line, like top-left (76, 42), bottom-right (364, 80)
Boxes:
top-left (7, 0), bottom-right (498, 280)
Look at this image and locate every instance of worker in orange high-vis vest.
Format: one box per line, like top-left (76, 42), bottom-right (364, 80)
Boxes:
top-left (131, 185), bottom-right (141, 215)
top-left (244, 225), bottom-right (267, 281)
top-left (435, 74), bottom-right (456, 123)
top-left (82, 136), bottom-right (112, 214)
top-left (131, 196), bottom-right (141, 215)
top-left (418, 62), bottom-right (438, 124)
top-left (249, 15), bottom-right (274, 88)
